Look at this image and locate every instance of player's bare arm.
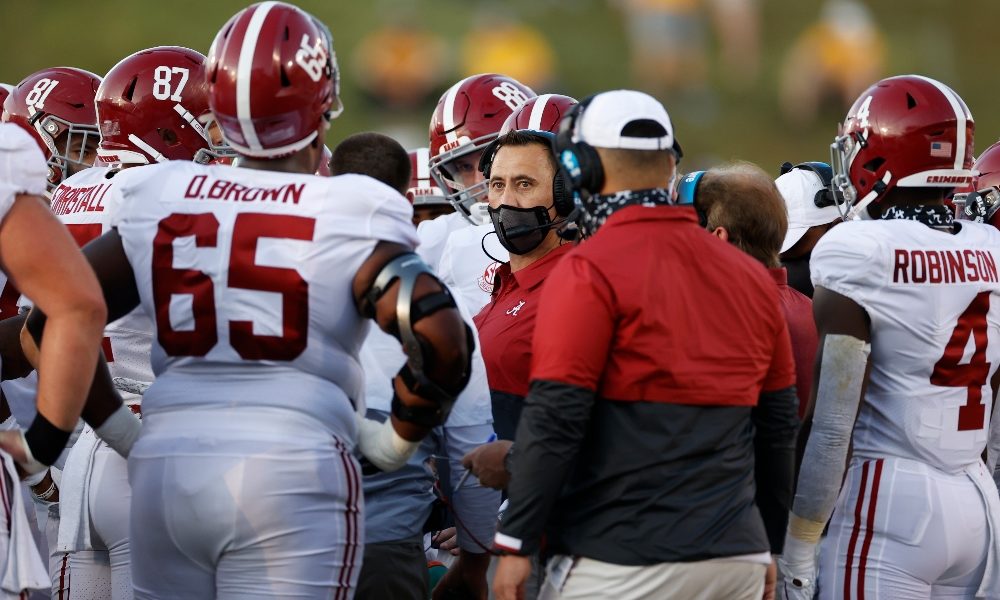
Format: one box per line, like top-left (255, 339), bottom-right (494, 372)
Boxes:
top-left (23, 227), bottom-right (141, 459)
top-left (0, 194), bottom-right (106, 469)
top-left (779, 286), bottom-right (871, 598)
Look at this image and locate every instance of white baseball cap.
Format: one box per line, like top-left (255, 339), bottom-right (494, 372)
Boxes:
top-left (776, 167), bottom-right (843, 253)
top-left (576, 90), bottom-right (682, 156)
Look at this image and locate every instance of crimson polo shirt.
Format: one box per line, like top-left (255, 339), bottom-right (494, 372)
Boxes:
top-left (531, 206), bottom-right (796, 405)
top-left (473, 243), bottom-right (573, 398)
top-left (496, 205), bottom-right (799, 564)
top-left (769, 267), bottom-right (817, 418)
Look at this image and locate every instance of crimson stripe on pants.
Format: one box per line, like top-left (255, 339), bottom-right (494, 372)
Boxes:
top-left (843, 460), bottom-right (872, 599)
top-left (856, 459), bottom-right (884, 600)
top-left (333, 440), bottom-right (360, 600)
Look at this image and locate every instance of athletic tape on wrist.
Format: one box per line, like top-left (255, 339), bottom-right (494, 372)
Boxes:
top-left (95, 404), bottom-right (142, 458)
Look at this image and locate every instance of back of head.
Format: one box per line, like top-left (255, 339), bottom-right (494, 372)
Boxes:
top-left (206, 1), bottom-right (342, 159)
top-left (553, 89), bottom-right (682, 235)
top-left (330, 132), bottom-right (410, 194)
top-left (96, 46), bottom-right (214, 166)
top-left (699, 162), bottom-right (788, 268)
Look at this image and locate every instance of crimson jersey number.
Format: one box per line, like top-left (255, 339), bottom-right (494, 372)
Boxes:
top-left (151, 212), bottom-right (316, 361)
top-left (931, 291), bottom-right (991, 431)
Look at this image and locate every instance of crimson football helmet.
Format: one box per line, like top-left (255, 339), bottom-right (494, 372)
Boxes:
top-left (953, 141), bottom-right (1000, 227)
top-left (206, 2), bottom-right (342, 159)
top-left (2, 67), bottom-right (101, 189)
top-left (407, 147), bottom-right (448, 206)
top-left (831, 75), bottom-right (975, 220)
top-left (0, 84), bottom-right (12, 109)
top-left (428, 73), bottom-right (535, 224)
top-left (96, 46), bottom-right (221, 166)
top-left (499, 93), bottom-right (577, 136)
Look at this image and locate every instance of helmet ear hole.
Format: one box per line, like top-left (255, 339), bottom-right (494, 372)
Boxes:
top-left (124, 77), bottom-right (138, 102)
top-left (863, 157), bottom-right (885, 173)
top-left (158, 128), bottom-right (179, 146)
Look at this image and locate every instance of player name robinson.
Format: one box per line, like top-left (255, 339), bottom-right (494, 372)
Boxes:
top-left (893, 248), bottom-right (998, 284)
top-left (184, 175), bottom-right (304, 204)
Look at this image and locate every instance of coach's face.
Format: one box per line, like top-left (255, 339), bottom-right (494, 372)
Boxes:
top-left (487, 143), bottom-right (556, 215)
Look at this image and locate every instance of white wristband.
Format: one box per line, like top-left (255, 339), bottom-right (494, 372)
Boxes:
top-left (355, 414), bottom-right (420, 472)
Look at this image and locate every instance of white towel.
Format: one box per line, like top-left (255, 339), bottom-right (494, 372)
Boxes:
top-left (0, 453), bottom-right (48, 597)
top-left (55, 426), bottom-right (99, 553)
top-left (968, 460), bottom-right (1000, 598)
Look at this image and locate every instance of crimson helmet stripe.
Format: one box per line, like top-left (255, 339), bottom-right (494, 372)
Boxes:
top-left (913, 75), bottom-right (967, 170)
top-left (416, 147), bottom-right (430, 180)
top-left (236, 1), bottom-right (277, 152)
top-left (441, 78), bottom-right (465, 145)
top-left (528, 94), bottom-right (555, 131)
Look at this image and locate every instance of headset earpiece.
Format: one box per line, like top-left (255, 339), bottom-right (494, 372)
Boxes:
top-left (555, 95), bottom-right (605, 195)
top-left (784, 161), bottom-right (843, 208)
top-left (552, 169), bottom-right (574, 216)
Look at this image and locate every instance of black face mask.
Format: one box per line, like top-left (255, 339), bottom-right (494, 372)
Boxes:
top-left (488, 203), bottom-right (555, 256)
top-left (782, 253), bottom-right (814, 298)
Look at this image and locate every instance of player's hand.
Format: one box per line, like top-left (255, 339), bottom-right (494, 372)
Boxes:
top-left (493, 554), bottom-right (531, 600)
top-left (432, 549), bottom-right (489, 600)
top-left (461, 440), bottom-right (512, 490)
top-left (776, 553), bottom-right (816, 600)
top-left (432, 527), bottom-right (460, 556)
top-left (763, 556), bottom-right (777, 600)
top-left (0, 429), bottom-right (46, 480)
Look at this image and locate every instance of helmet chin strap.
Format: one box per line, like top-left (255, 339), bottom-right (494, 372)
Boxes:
top-left (847, 171), bottom-right (892, 220)
top-left (127, 134), bottom-right (168, 163)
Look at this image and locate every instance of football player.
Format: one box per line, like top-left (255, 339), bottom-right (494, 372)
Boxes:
top-left (0, 119), bottom-right (107, 598)
top-left (49, 45), bottom-right (217, 600)
top-left (779, 75), bottom-right (1000, 599)
top-left (953, 140), bottom-right (1000, 229)
top-left (4, 3), bottom-right (471, 598)
top-left (421, 74), bottom-right (534, 313)
top-left (406, 147), bottom-right (453, 226)
top-left (2, 67), bottom-right (102, 192)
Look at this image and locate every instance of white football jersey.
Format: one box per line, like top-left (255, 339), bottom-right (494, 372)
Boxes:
top-left (107, 163), bottom-right (417, 434)
top-left (436, 222), bottom-right (507, 315)
top-left (811, 219), bottom-right (1000, 473)
top-left (415, 211), bottom-right (468, 271)
top-left (0, 123), bottom-right (46, 225)
top-left (51, 166), bottom-right (155, 388)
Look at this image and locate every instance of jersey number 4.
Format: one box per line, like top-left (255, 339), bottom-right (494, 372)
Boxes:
top-left (931, 291), bottom-right (991, 431)
top-left (151, 212), bottom-right (316, 361)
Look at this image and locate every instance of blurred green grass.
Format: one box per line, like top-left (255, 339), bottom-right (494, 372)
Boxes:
top-left (3, 0), bottom-right (997, 172)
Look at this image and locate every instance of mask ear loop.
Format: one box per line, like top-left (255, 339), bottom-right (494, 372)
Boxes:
top-left (480, 230), bottom-right (507, 266)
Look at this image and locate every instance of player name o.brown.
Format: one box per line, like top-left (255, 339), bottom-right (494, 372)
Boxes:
top-left (184, 175), bottom-right (305, 205)
top-left (892, 248), bottom-right (998, 284)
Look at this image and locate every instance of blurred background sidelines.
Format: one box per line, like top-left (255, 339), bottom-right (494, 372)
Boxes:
top-left (2, 0), bottom-right (993, 173)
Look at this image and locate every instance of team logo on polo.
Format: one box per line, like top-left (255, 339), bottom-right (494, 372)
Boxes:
top-left (506, 300), bottom-right (526, 316)
top-left (478, 261), bottom-right (502, 293)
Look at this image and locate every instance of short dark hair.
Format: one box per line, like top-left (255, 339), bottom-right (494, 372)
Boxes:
top-left (699, 162), bottom-right (788, 268)
top-left (489, 130), bottom-right (559, 176)
top-left (330, 132), bottom-right (410, 194)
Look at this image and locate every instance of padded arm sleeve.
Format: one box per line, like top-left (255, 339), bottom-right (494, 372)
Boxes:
top-left (789, 334), bottom-right (870, 541)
